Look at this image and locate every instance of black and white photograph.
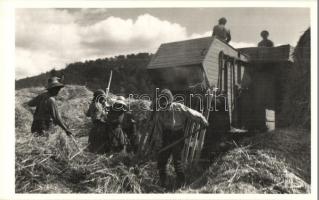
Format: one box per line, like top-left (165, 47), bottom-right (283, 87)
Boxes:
top-left (0, 0), bottom-right (317, 199)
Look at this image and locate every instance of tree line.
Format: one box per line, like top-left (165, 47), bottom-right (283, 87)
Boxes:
top-left (16, 53), bottom-right (155, 96)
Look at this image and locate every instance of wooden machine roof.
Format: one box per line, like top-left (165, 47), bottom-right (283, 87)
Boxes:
top-left (148, 37), bottom-right (214, 69)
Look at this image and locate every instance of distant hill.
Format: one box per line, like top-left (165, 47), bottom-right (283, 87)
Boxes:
top-left (15, 53), bottom-right (155, 96)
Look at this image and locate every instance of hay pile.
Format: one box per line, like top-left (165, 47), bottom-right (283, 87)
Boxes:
top-left (280, 28), bottom-right (310, 129)
top-left (15, 130), bottom-right (162, 193)
top-left (15, 85), bottom-right (93, 137)
top-left (184, 144), bottom-right (310, 193)
top-left (181, 128), bottom-right (311, 194)
top-left (240, 129), bottom-right (311, 183)
top-left (15, 85), bottom-right (162, 193)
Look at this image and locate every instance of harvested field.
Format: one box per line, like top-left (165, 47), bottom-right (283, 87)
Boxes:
top-left (15, 85), bottom-right (311, 193)
top-left (177, 127), bottom-right (311, 194)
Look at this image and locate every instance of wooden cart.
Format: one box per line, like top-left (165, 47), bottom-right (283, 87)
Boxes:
top-left (143, 36), bottom-right (249, 163)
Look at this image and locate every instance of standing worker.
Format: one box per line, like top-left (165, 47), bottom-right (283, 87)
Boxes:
top-left (122, 111), bottom-right (138, 153)
top-left (258, 30), bottom-right (274, 47)
top-left (154, 89), bottom-right (208, 189)
top-left (200, 90), bottom-right (230, 167)
top-left (86, 89), bottom-right (110, 153)
top-left (212, 17), bottom-right (231, 43)
top-left (106, 96), bottom-right (128, 153)
top-left (28, 77), bottom-right (73, 137)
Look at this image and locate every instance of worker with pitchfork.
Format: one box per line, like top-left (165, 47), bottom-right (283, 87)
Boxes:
top-left (28, 77), bottom-right (73, 137)
top-left (154, 89), bottom-right (208, 189)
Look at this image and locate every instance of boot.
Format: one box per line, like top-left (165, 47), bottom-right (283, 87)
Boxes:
top-left (159, 171), bottom-right (167, 188)
top-left (175, 172), bottom-right (186, 189)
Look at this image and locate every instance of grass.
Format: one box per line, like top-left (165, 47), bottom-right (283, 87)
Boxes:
top-left (15, 85), bottom-right (311, 193)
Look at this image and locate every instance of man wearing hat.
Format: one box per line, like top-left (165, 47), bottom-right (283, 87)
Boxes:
top-left (28, 77), bottom-right (72, 136)
top-left (258, 30), bottom-right (274, 47)
top-left (212, 17), bottom-right (231, 43)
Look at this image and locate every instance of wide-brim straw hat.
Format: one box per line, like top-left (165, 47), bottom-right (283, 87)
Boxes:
top-left (114, 96), bottom-right (128, 108)
top-left (160, 88), bottom-right (174, 104)
top-left (93, 89), bottom-right (111, 106)
top-left (46, 77), bottom-right (64, 90)
top-left (115, 100), bottom-right (127, 107)
top-left (93, 89), bottom-right (106, 99)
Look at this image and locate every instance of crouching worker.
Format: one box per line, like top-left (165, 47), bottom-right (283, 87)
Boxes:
top-left (86, 89), bottom-right (110, 153)
top-left (106, 96), bottom-right (128, 153)
top-left (155, 89), bottom-right (208, 189)
top-left (28, 77), bottom-right (72, 137)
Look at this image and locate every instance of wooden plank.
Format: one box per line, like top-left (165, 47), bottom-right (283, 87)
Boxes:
top-left (195, 128), bottom-right (206, 161)
top-left (238, 45), bottom-right (294, 63)
top-left (224, 59), bottom-right (237, 126)
top-left (206, 70), bottom-right (218, 78)
top-left (204, 62), bottom-right (218, 70)
top-left (203, 59), bottom-right (219, 86)
top-left (187, 122), bottom-right (196, 162)
top-left (206, 71), bottom-right (218, 78)
top-left (214, 39), bottom-right (241, 59)
top-left (194, 89), bottom-right (213, 162)
top-left (189, 123), bottom-right (200, 162)
top-left (206, 64), bottom-right (218, 71)
top-left (182, 119), bottom-right (192, 163)
top-left (203, 37), bottom-right (223, 88)
top-left (237, 62), bottom-right (242, 84)
top-left (206, 68), bottom-right (219, 75)
top-left (204, 54), bottom-right (219, 62)
top-left (137, 122), bottom-right (151, 155)
top-left (206, 74), bottom-right (218, 83)
top-left (234, 61), bottom-right (238, 85)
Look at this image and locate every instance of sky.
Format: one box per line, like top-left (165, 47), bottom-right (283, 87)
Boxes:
top-left (15, 8), bottom-right (310, 79)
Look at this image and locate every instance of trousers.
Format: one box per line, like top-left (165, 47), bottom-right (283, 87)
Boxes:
top-left (31, 119), bottom-right (54, 136)
top-left (88, 121), bottom-right (110, 154)
top-left (157, 129), bottom-right (185, 187)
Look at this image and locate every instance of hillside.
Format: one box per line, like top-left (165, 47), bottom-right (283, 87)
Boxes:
top-left (15, 53), bottom-right (155, 95)
top-left (15, 85), bottom-right (310, 193)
